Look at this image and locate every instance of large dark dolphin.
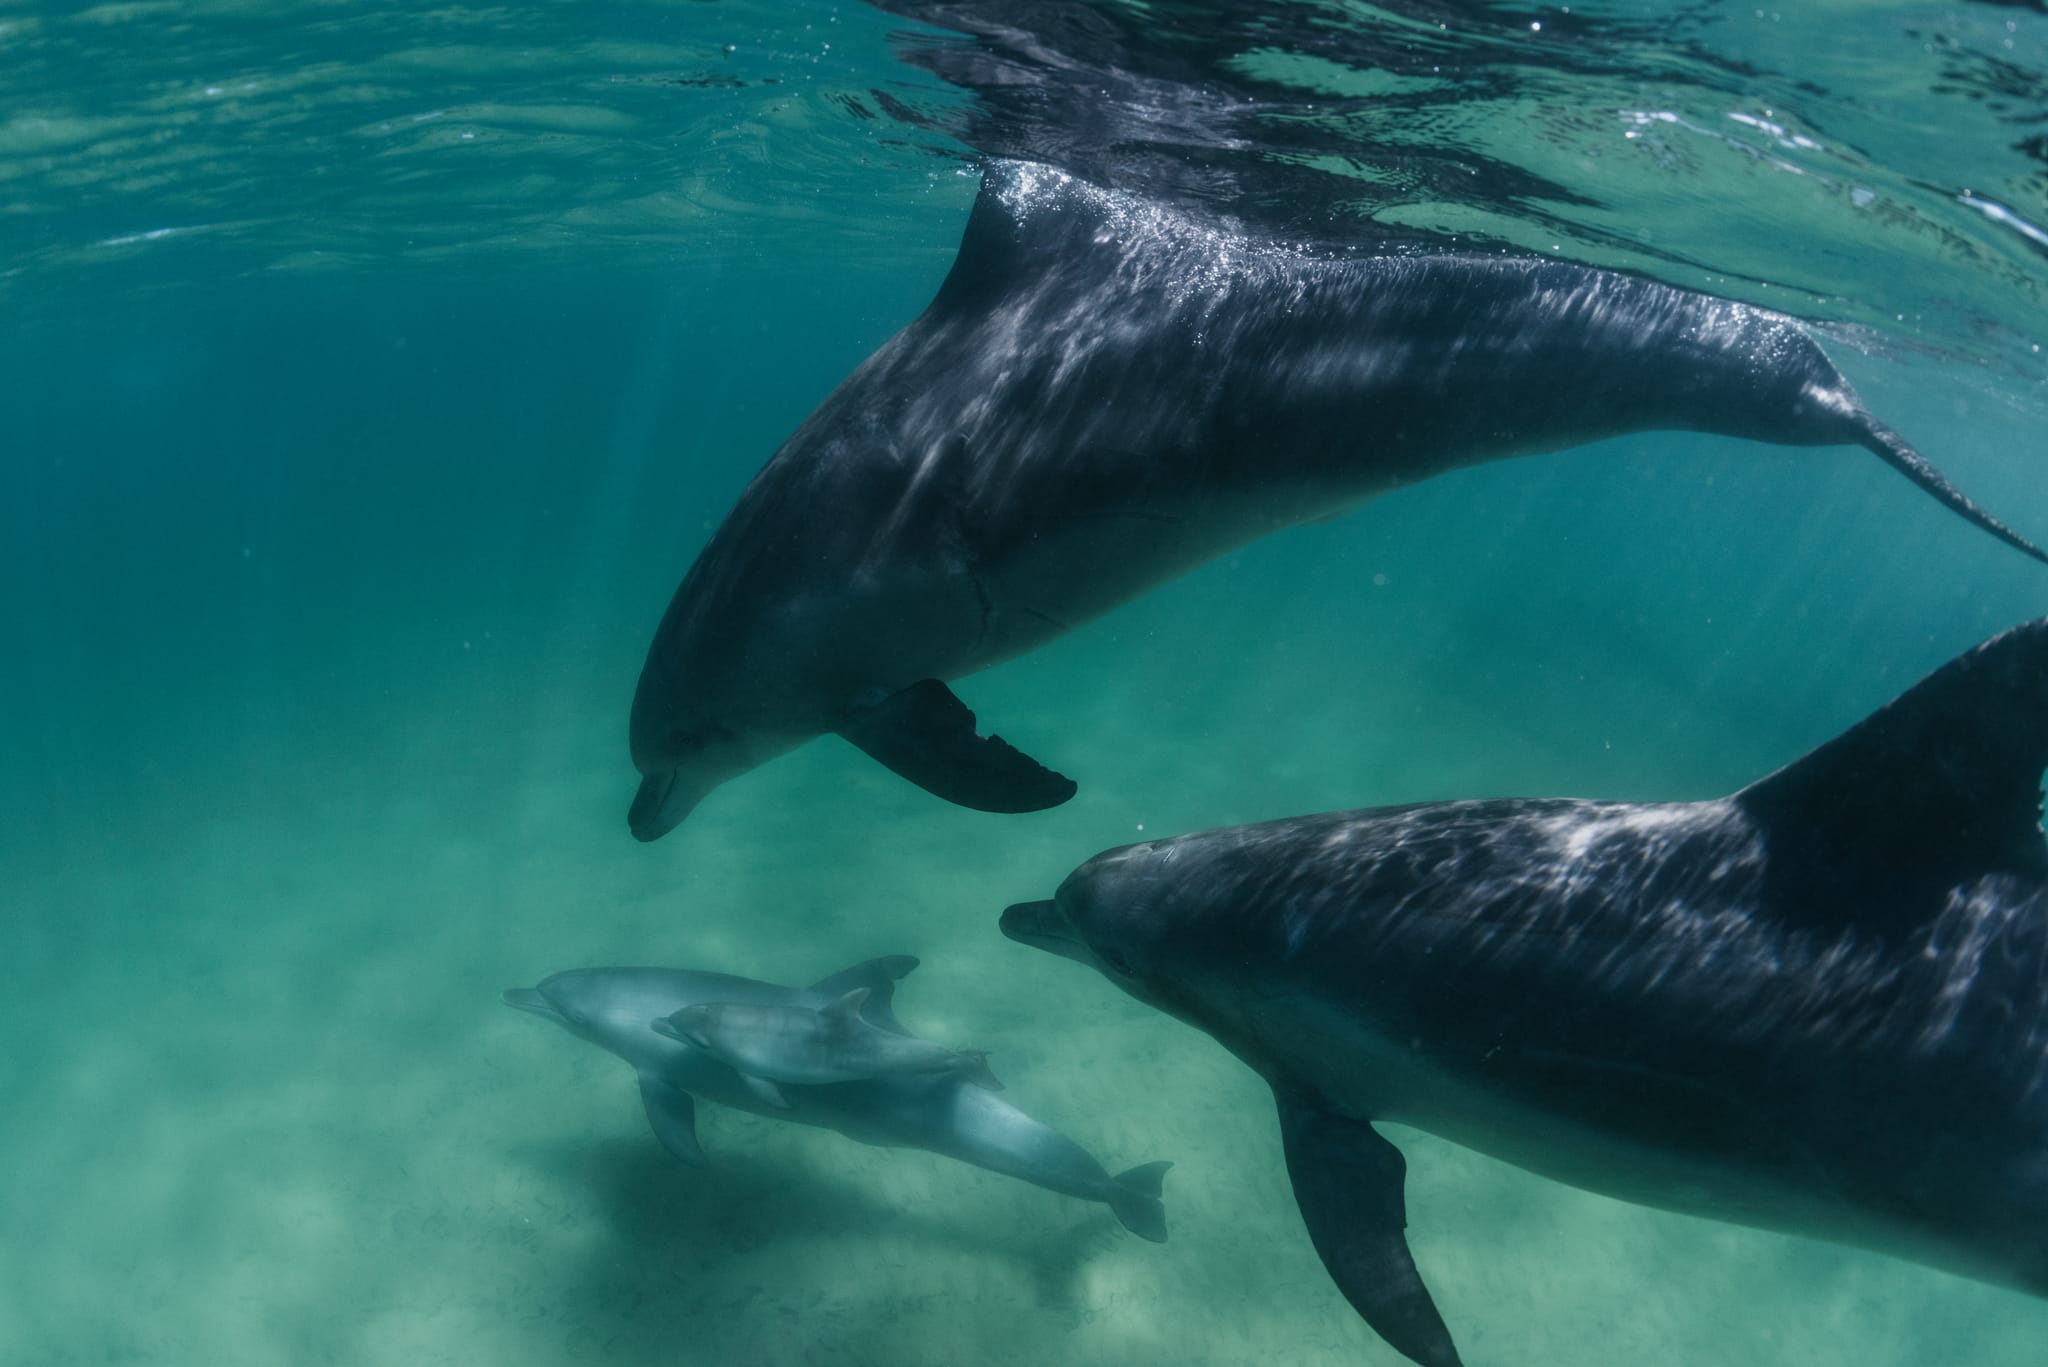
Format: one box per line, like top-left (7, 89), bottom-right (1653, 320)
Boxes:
top-left (1001, 618), bottom-right (2048, 1366)
top-left (628, 160), bottom-right (2046, 840)
top-left (503, 954), bottom-right (1170, 1241)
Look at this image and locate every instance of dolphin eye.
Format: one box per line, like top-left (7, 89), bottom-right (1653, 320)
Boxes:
top-left (1099, 946), bottom-right (1136, 976)
top-left (670, 723), bottom-right (736, 755)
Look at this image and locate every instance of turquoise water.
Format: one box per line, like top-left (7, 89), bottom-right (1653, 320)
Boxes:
top-left (6, 3), bottom-right (2048, 1364)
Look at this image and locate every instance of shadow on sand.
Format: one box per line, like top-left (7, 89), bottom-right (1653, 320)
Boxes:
top-left (504, 1130), bottom-right (1140, 1361)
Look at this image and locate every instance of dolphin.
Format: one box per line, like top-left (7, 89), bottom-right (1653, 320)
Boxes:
top-left (503, 954), bottom-right (1169, 1241)
top-left (1001, 617), bottom-right (2048, 1366)
top-left (626, 159), bottom-right (2045, 839)
top-left (653, 987), bottom-right (1004, 1106)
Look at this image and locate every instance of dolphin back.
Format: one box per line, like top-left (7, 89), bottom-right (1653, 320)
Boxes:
top-left (942, 161), bottom-right (2047, 566)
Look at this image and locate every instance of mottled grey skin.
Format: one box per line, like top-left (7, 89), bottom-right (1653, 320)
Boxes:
top-left (503, 956), bottom-right (1168, 1240)
top-left (628, 160), bottom-right (2043, 838)
top-left (654, 991), bottom-right (1003, 1097)
top-left (1004, 618), bottom-right (2048, 1366)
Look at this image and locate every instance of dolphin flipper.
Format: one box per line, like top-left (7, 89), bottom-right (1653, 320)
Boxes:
top-left (637, 1071), bottom-right (707, 1166)
top-left (839, 679), bottom-right (1077, 813)
top-left (1276, 1094), bottom-right (1462, 1367)
top-left (739, 1072), bottom-right (792, 1109)
top-left (955, 1049), bottom-right (1004, 1092)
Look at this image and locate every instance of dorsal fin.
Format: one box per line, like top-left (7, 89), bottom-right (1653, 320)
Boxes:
top-left (1735, 617), bottom-right (2048, 935)
top-left (929, 162), bottom-right (1110, 315)
top-left (807, 955), bottom-right (918, 1035)
top-left (822, 987), bottom-right (870, 1022)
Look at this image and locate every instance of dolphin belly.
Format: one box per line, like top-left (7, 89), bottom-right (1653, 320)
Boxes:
top-left (1309, 1024), bottom-right (1891, 1250)
top-left (970, 471), bottom-right (1368, 669)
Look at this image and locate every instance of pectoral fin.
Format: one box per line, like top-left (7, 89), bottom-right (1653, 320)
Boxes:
top-left (637, 1071), bottom-right (706, 1167)
top-left (1276, 1094), bottom-right (1462, 1367)
top-left (955, 1049), bottom-right (1003, 1092)
top-left (839, 679), bottom-right (1077, 813)
top-left (739, 1072), bottom-right (792, 1109)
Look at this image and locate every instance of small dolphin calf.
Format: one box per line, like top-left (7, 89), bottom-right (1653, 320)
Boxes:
top-left (628, 160), bottom-right (2044, 839)
top-left (504, 954), bottom-right (1169, 1241)
top-left (654, 988), bottom-right (1004, 1107)
top-left (1003, 619), bottom-right (2048, 1366)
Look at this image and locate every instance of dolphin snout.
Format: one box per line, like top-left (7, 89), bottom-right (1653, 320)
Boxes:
top-left (1001, 899), bottom-right (1057, 938)
top-left (1001, 899), bottom-right (1090, 960)
top-left (502, 986), bottom-right (562, 1021)
top-left (629, 769), bottom-right (694, 842)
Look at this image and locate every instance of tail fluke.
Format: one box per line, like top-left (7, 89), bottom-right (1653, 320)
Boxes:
top-left (1856, 417), bottom-right (2048, 566)
top-left (1106, 1160), bottom-right (1173, 1243)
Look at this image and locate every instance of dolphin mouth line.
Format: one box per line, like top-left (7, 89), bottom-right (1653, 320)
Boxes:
top-left (628, 769), bottom-right (681, 842)
top-left (1000, 900), bottom-right (1088, 960)
top-left (502, 987), bottom-right (565, 1023)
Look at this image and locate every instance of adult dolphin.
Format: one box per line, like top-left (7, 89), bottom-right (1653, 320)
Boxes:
top-left (1002, 617), bottom-right (2048, 1367)
top-left (503, 954), bottom-right (1170, 1241)
top-left (628, 160), bottom-right (2046, 839)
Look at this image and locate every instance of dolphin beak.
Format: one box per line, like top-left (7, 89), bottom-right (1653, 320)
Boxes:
top-left (1001, 899), bottom-right (1095, 965)
top-left (649, 1015), bottom-right (684, 1042)
top-left (502, 987), bottom-right (564, 1023)
top-left (629, 768), bottom-right (701, 842)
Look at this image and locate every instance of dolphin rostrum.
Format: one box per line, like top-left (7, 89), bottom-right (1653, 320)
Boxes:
top-left (1003, 618), bottom-right (2048, 1365)
top-left (653, 987), bottom-right (1004, 1108)
top-left (504, 954), bottom-right (1169, 1241)
top-left (627, 160), bottom-right (2045, 838)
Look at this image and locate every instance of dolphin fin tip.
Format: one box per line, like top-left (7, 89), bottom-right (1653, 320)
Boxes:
top-left (839, 679), bottom-right (1078, 813)
top-left (1277, 1099), bottom-right (1462, 1367)
top-left (637, 1072), bottom-right (708, 1167)
top-left (741, 1072), bottom-right (792, 1109)
top-left (959, 1049), bottom-right (1004, 1091)
top-left (1855, 419), bottom-right (2048, 567)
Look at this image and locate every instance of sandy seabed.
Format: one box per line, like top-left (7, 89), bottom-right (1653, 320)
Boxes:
top-left (8, 327), bottom-right (2048, 1365)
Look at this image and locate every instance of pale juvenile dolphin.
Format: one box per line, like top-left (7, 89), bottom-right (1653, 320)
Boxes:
top-left (1002, 618), bottom-right (2048, 1366)
top-left (503, 954), bottom-right (1169, 1241)
top-left (653, 987), bottom-right (1004, 1107)
top-left (627, 160), bottom-right (2046, 839)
